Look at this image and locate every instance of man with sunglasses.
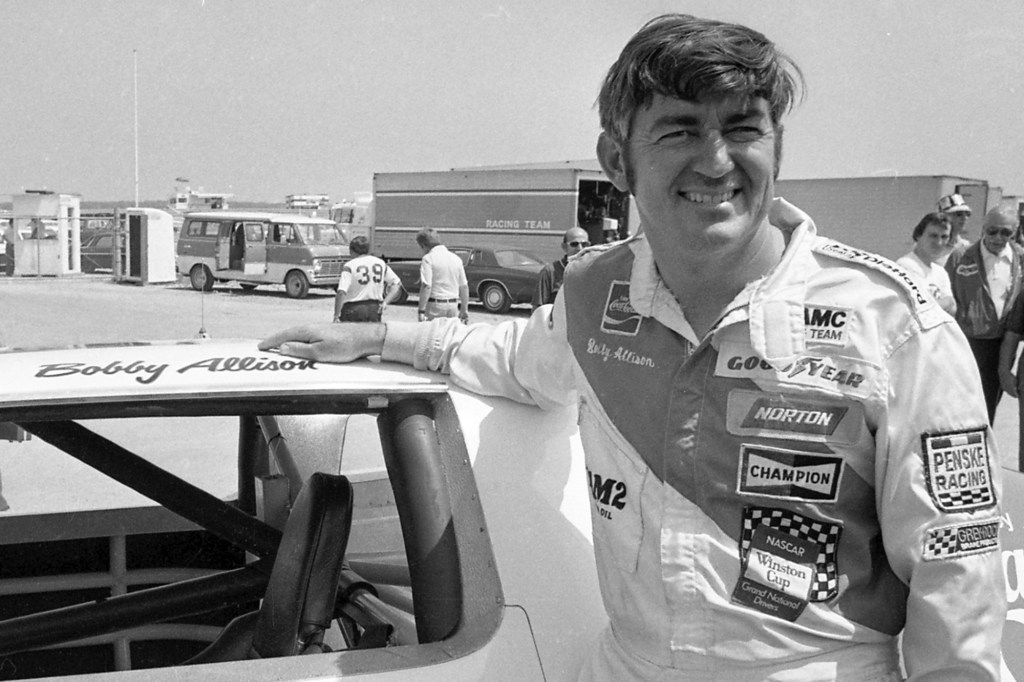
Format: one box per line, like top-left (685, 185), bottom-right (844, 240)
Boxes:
top-left (532, 227), bottom-right (591, 309)
top-left (947, 204), bottom-right (1024, 423)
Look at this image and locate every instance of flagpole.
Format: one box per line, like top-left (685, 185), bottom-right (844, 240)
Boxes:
top-left (133, 49), bottom-right (139, 208)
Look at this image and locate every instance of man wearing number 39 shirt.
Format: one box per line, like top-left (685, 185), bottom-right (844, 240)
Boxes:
top-left (333, 235), bottom-right (402, 322)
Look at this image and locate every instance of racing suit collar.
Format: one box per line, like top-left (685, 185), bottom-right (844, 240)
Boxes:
top-left (746, 197), bottom-right (818, 368)
top-left (627, 197), bottom-right (818, 359)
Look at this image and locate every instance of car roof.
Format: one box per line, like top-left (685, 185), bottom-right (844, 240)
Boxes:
top-left (0, 340), bottom-right (446, 410)
top-left (184, 211), bottom-right (336, 224)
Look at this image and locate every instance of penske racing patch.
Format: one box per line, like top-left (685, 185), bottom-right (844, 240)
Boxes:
top-left (922, 429), bottom-right (996, 512)
top-left (922, 519), bottom-right (1000, 561)
top-left (737, 445), bottom-right (843, 503)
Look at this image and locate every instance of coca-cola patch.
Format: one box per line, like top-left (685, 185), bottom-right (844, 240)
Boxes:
top-left (600, 280), bottom-right (642, 336)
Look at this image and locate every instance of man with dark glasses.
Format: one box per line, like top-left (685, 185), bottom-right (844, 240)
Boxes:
top-left (947, 204), bottom-right (1024, 422)
top-left (531, 227), bottom-right (591, 309)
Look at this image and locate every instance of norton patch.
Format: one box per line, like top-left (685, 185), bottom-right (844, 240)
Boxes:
top-left (922, 429), bottom-right (995, 512)
top-left (804, 305), bottom-right (850, 347)
top-left (737, 445), bottom-right (843, 503)
top-left (923, 519), bottom-right (1000, 561)
top-left (600, 280), bottom-right (641, 336)
top-left (726, 389), bottom-right (862, 444)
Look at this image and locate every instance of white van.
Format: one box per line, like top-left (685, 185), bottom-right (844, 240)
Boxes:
top-left (176, 211), bottom-right (349, 298)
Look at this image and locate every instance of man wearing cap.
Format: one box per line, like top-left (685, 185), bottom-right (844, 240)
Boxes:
top-left (333, 235), bottom-right (402, 323)
top-left (946, 204), bottom-right (1024, 423)
top-left (938, 193), bottom-right (972, 263)
top-left (532, 227), bottom-right (591, 309)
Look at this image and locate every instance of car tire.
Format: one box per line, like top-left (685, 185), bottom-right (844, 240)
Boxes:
top-left (189, 264), bottom-right (214, 292)
top-left (284, 271), bottom-right (310, 299)
top-left (480, 283), bottom-right (511, 314)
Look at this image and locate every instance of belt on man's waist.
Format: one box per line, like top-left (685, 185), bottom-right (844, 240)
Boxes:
top-left (429, 297), bottom-right (458, 303)
top-left (342, 300), bottom-right (381, 306)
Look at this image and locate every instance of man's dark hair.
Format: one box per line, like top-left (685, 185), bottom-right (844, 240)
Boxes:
top-left (597, 13), bottom-right (804, 145)
top-left (415, 228), bottom-right (442, 250)
top-left (911, 212), bottom-right (950, 241)
top-left (349, 235), bottom-right (370, 255)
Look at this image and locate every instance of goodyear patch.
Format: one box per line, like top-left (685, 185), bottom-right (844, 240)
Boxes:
top-left (738, 445), bottom-right (843, 503)
top-left (739, 506), bottom-right (841, 602)
top-left (923, 519), bottom-right (1000, 561)
top-left (600, 280), bottom-right (641, 336)
top-left (715, 341), bottom-right (878, 399)
top-left (804, 305), bottom-right (850, 347)
top-left (922, 429), bottom-right (996, 512)
top-left (726, 389), bottom-right (862, 444)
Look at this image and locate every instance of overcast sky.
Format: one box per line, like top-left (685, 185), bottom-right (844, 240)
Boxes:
top-left (3, 1), bottom-right (1023, 203)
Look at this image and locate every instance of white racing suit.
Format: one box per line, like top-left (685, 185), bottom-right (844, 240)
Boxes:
top-left (381, 199), bottom-right (1005, 681)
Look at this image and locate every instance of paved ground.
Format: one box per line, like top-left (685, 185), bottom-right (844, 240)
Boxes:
top-left (1, 272), bottom-right (1019, 470)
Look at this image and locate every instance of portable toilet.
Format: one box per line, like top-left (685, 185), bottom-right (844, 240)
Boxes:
top-left (117, 208), bottom-right (176, 284)
top-left (10, 192), bottom-right (81, 276)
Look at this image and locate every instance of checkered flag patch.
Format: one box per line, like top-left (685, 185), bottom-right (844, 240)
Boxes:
top-left (741, 506), bottom-right (843, 601)
top-left (924, 526), bottom-right (959, 559)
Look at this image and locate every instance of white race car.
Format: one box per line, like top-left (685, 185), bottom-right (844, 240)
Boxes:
top-left (0, 340), bottom-right (607, 680)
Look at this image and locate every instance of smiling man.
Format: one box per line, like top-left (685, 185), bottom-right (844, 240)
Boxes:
top-left (262, 14), bottom-right (1004, 681)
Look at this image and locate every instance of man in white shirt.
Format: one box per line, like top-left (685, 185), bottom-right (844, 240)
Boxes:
top-left (415, 228), bottom-right (469, 323)
top-left (896, 212), bottom-right (956, 315)
top-left (333, 235), bottom-right (402, 322)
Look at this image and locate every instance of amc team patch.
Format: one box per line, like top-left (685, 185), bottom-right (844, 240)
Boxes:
top-left (803, 305), bottom-right (850, 347)
top-left (923, 520), bottom-right (1000, 561)
top-left (922, 429), bottom-right (995, 512)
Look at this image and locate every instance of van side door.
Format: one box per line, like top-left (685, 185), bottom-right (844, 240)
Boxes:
top-left (215, 222), bottom-right (231, 270)
top-left (242, 221), bottom-right (267, 276)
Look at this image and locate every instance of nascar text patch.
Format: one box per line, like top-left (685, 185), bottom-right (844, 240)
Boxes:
top-left (738, 445), bottom-right (843, 503)
top-left (922, 429), bottom-right (996, 512)
top-left (726, 389), bottom-right (863, 444)
top-left (923, 520), bottom-right (1000, 561)
top-left (731, 524), bottom-right (817, 621)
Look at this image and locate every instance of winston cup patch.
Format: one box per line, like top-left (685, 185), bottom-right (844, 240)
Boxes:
top-left (922, 429), bottom-right (995, 513)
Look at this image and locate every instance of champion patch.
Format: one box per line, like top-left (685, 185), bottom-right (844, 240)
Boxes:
top-left (803, 305), bottom-right (850, 347)
top-left (739, 507), bottom-right (842, 602)
top-left (738, 445), bottom-right (843, 503)
top-left (922, 429), bottom-right (996, 512)
top-left (923, 519), bottom-right (1000, 561)
top-left (600, 280), bottom-right (641, 336)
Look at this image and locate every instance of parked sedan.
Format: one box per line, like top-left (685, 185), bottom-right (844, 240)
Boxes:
top-left (80, 229), bottom-right (116, 273)
top-left (389, 247), bottom-right (544, 314)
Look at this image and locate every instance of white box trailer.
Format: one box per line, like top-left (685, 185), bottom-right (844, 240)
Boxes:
top-left (367, 165), bottom-right (636, 262)
top-left (776, 175), bottom-right (994, 261)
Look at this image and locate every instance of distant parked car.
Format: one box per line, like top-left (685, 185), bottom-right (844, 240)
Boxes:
top-left (388, 247), bottom-right (544, 314)
top-left (80, 230), bottom-right (115, 273)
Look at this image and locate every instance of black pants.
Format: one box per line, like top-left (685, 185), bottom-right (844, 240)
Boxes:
top-left (339, 300), bottom-right (382, 322)
top-left (967, 336), bottom-right (1003, 424)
